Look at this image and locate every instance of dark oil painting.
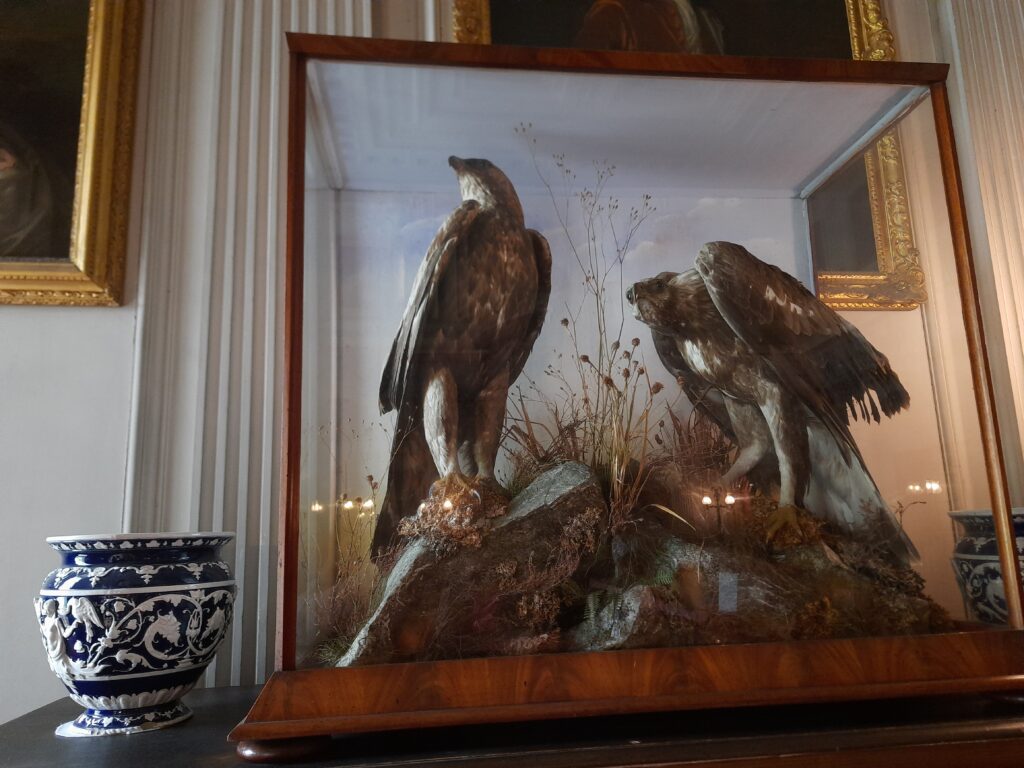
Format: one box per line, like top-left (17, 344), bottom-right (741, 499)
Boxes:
top-left (488, 0), bottom-right (852, 58)
top-left (0, 0), bottom-right (91, 262)
top-left (808, 159), bottom-right (879, 275)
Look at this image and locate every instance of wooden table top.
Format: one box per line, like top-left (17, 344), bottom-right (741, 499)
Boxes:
top-left (3, 685), bottom-right (1024, 767)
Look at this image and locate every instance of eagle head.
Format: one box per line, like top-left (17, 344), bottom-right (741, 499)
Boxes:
top-left (448, 156), bottom-right (523, 222)
top-left (626, 272), bottom-right (682, 332)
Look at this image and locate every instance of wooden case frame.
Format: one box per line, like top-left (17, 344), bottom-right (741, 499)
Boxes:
top-left (230, 33), bottom-right (1024, 756)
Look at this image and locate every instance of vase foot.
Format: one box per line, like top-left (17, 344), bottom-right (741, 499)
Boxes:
top-left (55, 700), bottom-right (192, 737)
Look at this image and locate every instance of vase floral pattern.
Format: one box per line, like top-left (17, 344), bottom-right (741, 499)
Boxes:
top-left (36, 533), bottom-right (235, 737)
top-left (950, 510), bottom-right (1024, 624)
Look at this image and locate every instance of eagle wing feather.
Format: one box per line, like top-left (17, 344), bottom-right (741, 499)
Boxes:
top-left (650, 328), bottom-right (735, 441)
top-left (379, 201), bottom-right (482, 414)
top-left (695, 241), bottom-right (909, 463)
top-left (506, 229), bottom-right (552, 383)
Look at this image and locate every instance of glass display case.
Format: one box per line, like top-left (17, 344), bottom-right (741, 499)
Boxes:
top-left (231, 34), bottom-right (1023, 755)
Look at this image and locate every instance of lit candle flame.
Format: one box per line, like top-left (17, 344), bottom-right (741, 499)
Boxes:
top-left (724, 494), bottom-right (735, 505)
top-left (701, 495), bottom-right (713, 506)
top-left (311, 501), bottom-right (323, 512)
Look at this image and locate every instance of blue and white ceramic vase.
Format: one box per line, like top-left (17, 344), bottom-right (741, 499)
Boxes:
top-left (35, 533), bottom-right (236, 737)
top-left (950, 509), bottom-right (1024, 624)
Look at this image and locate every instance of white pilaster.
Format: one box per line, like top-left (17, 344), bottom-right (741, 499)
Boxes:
top-left (125, 0), bottom-right (442, 688)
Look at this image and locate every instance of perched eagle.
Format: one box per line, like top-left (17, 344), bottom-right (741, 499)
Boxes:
top-left (627, 241), bottom-right (917, 564)
top-left (373, 157), bottom-right (552, 554)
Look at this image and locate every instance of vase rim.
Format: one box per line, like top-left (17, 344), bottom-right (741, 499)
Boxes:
top-left (948, 508), bottom-right (1024, 519)
top-left (46, 532), bottom-right (235, 544)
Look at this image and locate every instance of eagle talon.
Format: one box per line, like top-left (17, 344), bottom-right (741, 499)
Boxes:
top-left (765, 504), bottom-right (805, 545)
top-left (429, 472), bottom-right (473, 503)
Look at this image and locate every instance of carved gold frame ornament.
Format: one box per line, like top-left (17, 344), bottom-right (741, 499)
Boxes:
top-left (0, 0), bottom-right (143, 306)
top-left (820, 0), bottom-right (926, 311)
top-left (453, 0), bottom-right (925, 311)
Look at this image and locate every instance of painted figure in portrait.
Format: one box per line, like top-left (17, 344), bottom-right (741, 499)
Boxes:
top-left (0, 0), bottom-right (90, 263)
top-left (486, 0), bottom-right (851, 58)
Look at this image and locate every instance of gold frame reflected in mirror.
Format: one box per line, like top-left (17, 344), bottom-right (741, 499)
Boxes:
top-left (824, 0), bottom-right (926, 310)
top-left (452, 0), bottom-right (925, 311)
top-left (0, 0), bottom-right (143, 306)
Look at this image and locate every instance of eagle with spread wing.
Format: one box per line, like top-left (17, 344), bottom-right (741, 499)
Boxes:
top-left (373, 157), bottom-right (552, 554)
top-left (627, 241), bottom-right (917, 563)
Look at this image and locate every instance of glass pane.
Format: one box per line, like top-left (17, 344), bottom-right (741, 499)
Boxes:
top-left (296, 62), bottom-right (1000, 668)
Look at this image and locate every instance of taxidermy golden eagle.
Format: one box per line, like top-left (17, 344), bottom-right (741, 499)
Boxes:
top-left (627, 241), bottom-right (917, 564)
top-left (373, 157), bottom-right (552, 554)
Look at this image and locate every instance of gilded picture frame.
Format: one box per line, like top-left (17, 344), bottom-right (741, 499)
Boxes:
top-left (0, 0), bottom-right (143, 307)
top-left (452, 0), bottom-right (926, 311)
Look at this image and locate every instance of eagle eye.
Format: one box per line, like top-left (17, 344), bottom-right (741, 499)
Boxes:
top-left (652, 279), bottom-right (666, 291)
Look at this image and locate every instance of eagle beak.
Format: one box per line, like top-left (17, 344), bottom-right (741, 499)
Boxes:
top-left (448, 156), bottom-right (464, 172)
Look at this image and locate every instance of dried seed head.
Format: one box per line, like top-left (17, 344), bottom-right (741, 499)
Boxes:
top-left (631, 337), bottom-right (641, 347)
top-left (579, 354), bottom-right (590, 364)
top-left (560, 317), bottom-right (569, 327)
top-left (652, 382), bottom-right (664, 394)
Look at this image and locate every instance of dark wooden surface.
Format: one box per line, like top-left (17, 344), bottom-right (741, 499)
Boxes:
top-left (6, 686), bottom-right (1024, 767)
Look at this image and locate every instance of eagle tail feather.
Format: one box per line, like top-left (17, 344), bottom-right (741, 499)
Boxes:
top-left (372, 403), bottom-right (437, 556)
top-left (379, 335), bottom-right (401, 414)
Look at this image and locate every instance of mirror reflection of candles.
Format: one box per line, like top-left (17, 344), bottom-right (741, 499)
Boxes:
top-left (906, 481), bottom-right (943, 495)
top-left (701, 489), bottom-right (736, 532)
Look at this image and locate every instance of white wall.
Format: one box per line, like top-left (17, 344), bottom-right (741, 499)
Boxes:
top-left (0, 307), bottom-right (137, 722)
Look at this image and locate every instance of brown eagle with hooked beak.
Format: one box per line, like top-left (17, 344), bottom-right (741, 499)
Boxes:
top-left (627, 241), bottom-right (917, 564)
top-left (373, 156), bottom-right (552, 555)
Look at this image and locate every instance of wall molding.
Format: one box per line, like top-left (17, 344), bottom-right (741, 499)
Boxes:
top-left (124, 0), bottom-right (439, 688)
